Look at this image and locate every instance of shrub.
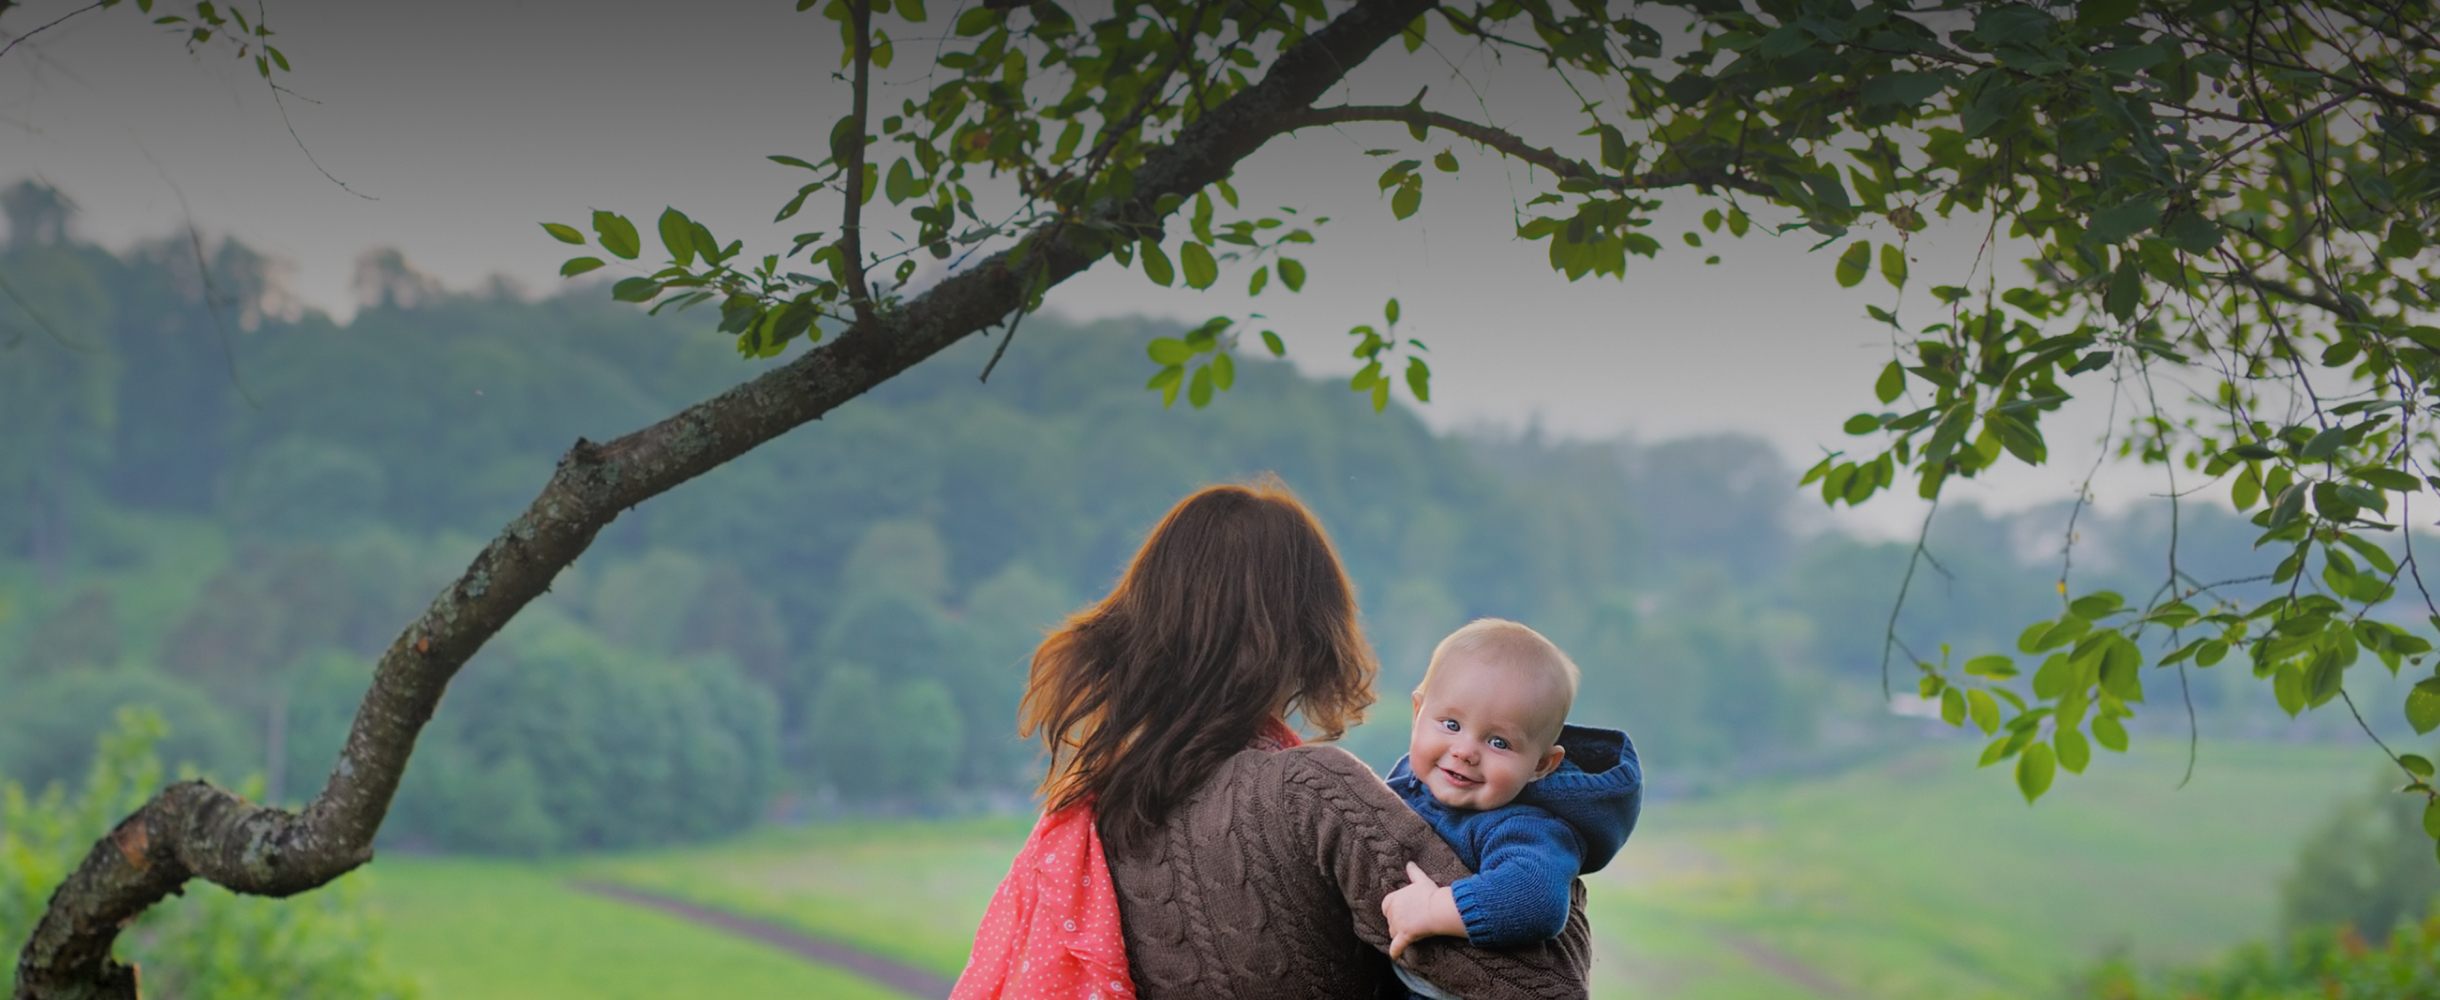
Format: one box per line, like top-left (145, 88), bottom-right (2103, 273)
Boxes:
top-left (0, 709), bottom-right (417, 1000)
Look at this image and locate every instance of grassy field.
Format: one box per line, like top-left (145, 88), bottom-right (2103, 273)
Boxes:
top-left (1588, 737), bottom-right (2379, 999)
top-left (570, 815), bottom-right (1033, 977)
top-left (358, 858), bottom-right (908, 1000)
top-left (362, 738), bottom-right (2385, 1000)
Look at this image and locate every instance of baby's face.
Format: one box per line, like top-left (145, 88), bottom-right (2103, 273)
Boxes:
top-left (1407, 653), bottom-right (1567, 811)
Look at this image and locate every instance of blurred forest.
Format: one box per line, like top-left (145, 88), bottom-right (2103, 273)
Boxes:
top-left (0, 183), bottom-right (2346, 856)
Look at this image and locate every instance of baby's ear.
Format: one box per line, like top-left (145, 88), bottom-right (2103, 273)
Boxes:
top-left (1533, 744), bottom-right (1566, 780)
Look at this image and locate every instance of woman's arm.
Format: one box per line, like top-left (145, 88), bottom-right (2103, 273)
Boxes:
top-left (1274, 746), bottom-right (1593, 1000)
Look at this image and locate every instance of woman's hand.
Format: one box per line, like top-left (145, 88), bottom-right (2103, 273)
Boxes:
top-left (1383, 862), bottom-right (1468, 959)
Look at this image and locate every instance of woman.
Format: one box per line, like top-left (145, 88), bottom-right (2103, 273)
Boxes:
top-left (968, 480), bottom-right (1590, 999)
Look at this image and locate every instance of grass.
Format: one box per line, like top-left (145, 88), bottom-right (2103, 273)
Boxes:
top-left (1586, 737), bottom-right (2379, 1000)
top-left (358, 857), bottom-right (911, 1000)
top-left (569, 815), bottom-right (1034, 977)
top-left (361, 738), bottom-right (2386, 1000)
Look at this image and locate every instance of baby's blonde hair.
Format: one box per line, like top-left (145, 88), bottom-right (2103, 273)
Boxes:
top-left (1418, 618), bottom-right (1579, 742)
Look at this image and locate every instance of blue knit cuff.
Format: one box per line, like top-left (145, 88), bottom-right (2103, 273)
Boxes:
top-left (1448, 876), bottom-right (1499, 947)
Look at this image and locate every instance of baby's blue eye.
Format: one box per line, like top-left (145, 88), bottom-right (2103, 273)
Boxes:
top-left (1440, 718), bottom-right (1459, 732)
top-left (1489, 736), bottom-right (1512, 751)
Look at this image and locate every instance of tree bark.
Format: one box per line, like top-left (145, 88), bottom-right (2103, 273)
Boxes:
top-left (11, 0), bottom-right (1439, 995)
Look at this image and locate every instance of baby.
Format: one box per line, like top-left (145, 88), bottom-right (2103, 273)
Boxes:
top-left (1381, 618), bottom-right (1642, 998)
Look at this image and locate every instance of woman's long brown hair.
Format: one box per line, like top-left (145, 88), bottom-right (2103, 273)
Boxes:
top-left (1020, 478), bottom-right (1377, 855)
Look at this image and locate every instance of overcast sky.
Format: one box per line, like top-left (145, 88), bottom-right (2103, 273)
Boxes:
top-left (0, 0), bottom-right (2181, 537)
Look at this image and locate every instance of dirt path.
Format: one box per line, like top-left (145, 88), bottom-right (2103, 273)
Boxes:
top-left (569, 880), bottom-right (955, 1000)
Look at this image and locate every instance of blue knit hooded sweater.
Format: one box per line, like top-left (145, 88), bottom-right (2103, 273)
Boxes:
top-left (1386, 724), bottom-right (1642, 946)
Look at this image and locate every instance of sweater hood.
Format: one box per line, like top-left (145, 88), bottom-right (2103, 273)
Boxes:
top-left (1513, 724), bottom-right (1641, 875)
top-left (1387, 724), bottom-right (1642, 876)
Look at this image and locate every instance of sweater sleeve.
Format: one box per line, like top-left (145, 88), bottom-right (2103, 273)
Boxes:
top-left (1271, 746), bottom-right (1593, 1000)
top-left (1448, 811), bottom-right (1581, 947)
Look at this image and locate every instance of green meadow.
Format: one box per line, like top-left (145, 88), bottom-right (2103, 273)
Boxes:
top-left (359, 859), bottom-right (906, 1000)
top-left (357, 738), bottom-right (2376, 1000)
top-left (1590, 738), bottom-right (2373, 999)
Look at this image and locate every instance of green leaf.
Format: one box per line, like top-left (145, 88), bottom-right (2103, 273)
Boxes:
top-left (1260, 330), bottom-right (1286, 356)
top-left (1212, 351), bottom-right (1235, 391)
top-left (2401, 753), bottom-right (2436, 778)
top-left (593, 211), bottom-right (642, 260)
top-left (610, 277), bottom-right (662, 302)
top-left (559, 257), bottom-right (605, 277)
top-left (2268, 483), bottom-right (2310, 531)
top-left (2068, 591), bottom-right (2124, 619)
top-left (1385, 298), bottom-right (1401, 324)
top-left (1878, 243), bottom-right (1908, 288)
top-left (1875, 361), bottom-right (1906, 404)
top-left (542, 222), bottom-right (586, 245)
top-left (896, 0), bottom-right (926, 21)
top-left (2232, 464), bottom-right (2262, 510)
top-left (2425, 799), bottom-right (2440, 841)
top-left (2089, 200), bottom-right (2162, 244)
top-left (2031, 616), bottom-right (2092, 654)
top-left (1188, 365), bottom-right (1214, 408)
top-left (2075, 0), bottom-right (2137, 27)
top-left (1180, 242), bottom-right (1218, 289)
top-left (1598, 125), bottom-right (1628, 170)
top-left (1977, 733), bottom-right (2017, 767)
top-left (1835, 241), bottom-right (1871, 288)
top-left (1940, 687), bottom-right (1966, 726)
top-left (1405, 357), bottom-right (1431, 403)
top-left (1859, 71), bottom-right (1945, 108)
top-left (1350, 361), bottom-right (1382, 391)
top-left (1139, 241), bottom-right (1175, 286)
top-left (2092, 714), bottom-right (2129, 752)
top-left (1434, 150), bottom-right (1460, 173)
top-left (2099, 634), bottom-right (2144, 702)
top-left (2055, 727), bottom-right (2091, 773)
top-left (954, 6), bottom-right (997, 35)
top-left (2408, 678), bottom-right (2440, 734)
top-left (658, 207), bottom-right (697, 267)
top-left (1147, 364), bottom-right (1183, 406)
top-left (2274, 663), bottom-right (2309, 716)
top-left (1967, 688), bottom-right (2000, 733)
top-left (2031, 652), bottom-right (2074, 699)
top-left (1278, 258), bottom-right (1306, 292)
top-left (2300, 426), bottom-right (2348, 461)
top-left (2348, 466), bottom-right (2422, 492)
top-left (2016, 741), bottom-right (2057, 802)
top-left (2105, 255), bottom-right (2142, 320)
top-left (1844, 414), bottom-right (1882, 435)
top-left (1247, 265), bottom-right (1269, 296)
top-left (1146, 337), bottom-right (1192, 365)
top-left (2165, 211), bottom-right (2222, 252)
top-left (1391, 183), bottom-right (1421, 220)
top-left (1964, 655), bottom-right (2018, 679)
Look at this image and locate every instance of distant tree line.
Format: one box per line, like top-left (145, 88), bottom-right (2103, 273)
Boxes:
top-left (0, 200), bottom-right (2317, 853)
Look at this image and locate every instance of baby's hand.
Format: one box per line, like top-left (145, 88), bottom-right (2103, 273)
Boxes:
top-left (1382, 862), bottom-right (1464, 960)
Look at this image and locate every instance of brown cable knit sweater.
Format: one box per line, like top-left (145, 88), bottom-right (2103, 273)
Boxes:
top-left (1107, 743), bottom-right (1593, 999)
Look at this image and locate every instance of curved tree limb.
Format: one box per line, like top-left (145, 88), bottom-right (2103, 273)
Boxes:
top-left (1284, 103), bottom-right (1778, 199)
top-left (11, 0), bottom-right (1445, 995)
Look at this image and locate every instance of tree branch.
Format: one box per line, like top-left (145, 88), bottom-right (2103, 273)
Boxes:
top-left (839, 0), bottom-right (877, 322)
top-left (2209, 255), bottom-right (2361, 321)
top-left (1283, 104), bottom-right (1777, 199)
top-left (12, 0), bottom-right (1442, 995)
top-left (0, 1), bottom-right (102, 61)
